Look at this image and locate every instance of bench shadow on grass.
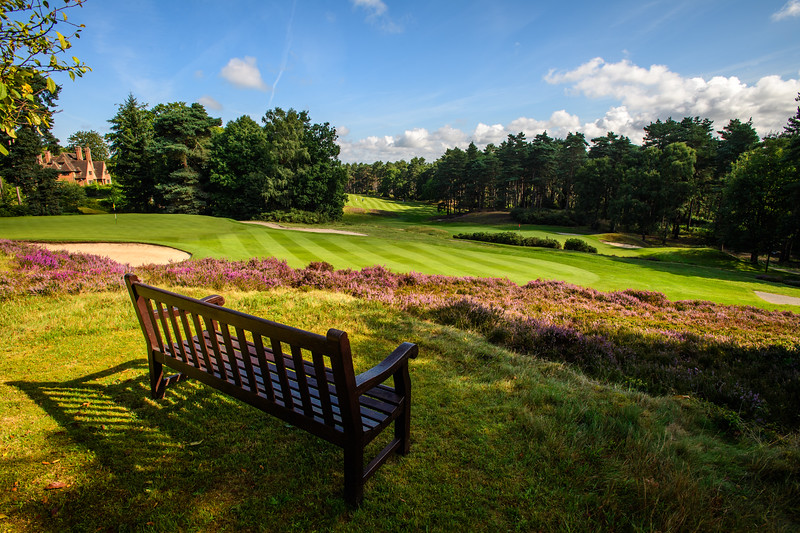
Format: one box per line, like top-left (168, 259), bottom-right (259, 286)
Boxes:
top-left (9, 359), bottom-right (361, 531)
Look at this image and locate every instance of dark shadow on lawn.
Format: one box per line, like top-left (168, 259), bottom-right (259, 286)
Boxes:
top-left (605, 252), bottom-right (793, 291)
top-left (8, 359), bottom-right (358, 531)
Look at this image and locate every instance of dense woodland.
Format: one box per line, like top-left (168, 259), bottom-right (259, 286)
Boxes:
top-left (0, 93), bottom-right (348, 223)
top-left (346, 97), bottom-right (800, 264)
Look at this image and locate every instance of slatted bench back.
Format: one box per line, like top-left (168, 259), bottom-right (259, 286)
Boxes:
top-left (127, 279), bottom-right (360, 444)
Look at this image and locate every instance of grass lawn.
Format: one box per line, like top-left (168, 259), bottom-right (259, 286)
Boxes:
top-left (1, 200), bottom-right (798, 530)
top-left (2, 199), bottom-right (799, 310)
top-left (1, 288), bottom-right (798, 531)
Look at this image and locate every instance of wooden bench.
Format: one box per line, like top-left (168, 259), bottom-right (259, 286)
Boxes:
top-left (124, 274), bottom-right (417, 506)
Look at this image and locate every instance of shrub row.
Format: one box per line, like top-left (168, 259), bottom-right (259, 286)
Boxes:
top-left (256, 209), bottom-right (331, 224)
top-left (454, 231), bottom-right (561, 249)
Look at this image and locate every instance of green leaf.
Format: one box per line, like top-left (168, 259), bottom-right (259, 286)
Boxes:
top-left (56, 31), bottom-right (67, 50)
top-left (0, 144), bottom-right (8, 156)
top-left (0, 83), bottom-right (6, 100)
top-left (46, 77), bottom-right (56, 94)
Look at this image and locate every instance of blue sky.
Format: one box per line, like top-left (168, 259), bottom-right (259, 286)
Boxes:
top-left (51, 0), bottom-right (800, 162)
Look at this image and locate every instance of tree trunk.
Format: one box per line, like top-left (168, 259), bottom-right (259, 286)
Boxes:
top-left (750, 250), bottom-right (759, 264)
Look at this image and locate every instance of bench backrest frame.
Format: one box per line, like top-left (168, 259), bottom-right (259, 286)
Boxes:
top-left (125, 274), bottom-right (363, 445)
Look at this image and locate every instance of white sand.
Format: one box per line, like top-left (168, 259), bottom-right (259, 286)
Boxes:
top-left (38, 242), bottom-right (191, 267)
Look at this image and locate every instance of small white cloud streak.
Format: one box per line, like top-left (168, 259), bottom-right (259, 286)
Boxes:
top-left (197, 95), bottom-right (222, 110)
top-left (772, 0), bottom-right (800, 21)
top-left (351, 0), bottom-right (403, 33)
top-left (269, 0), bottom-right (297, 108)
top-left (337, 58), bottom-right (800, 163)
top-left (220, 57), bottom-right (269, 91)
top-left (352, 0), bottom-right (387, 16)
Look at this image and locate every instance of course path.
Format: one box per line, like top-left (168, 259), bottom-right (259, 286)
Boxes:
top-left (754, 291), bottom-right (800, 306)
top-left (241, 220), bottom-right (367, 236)
top-left (37, 242), bottom-right (191, 266)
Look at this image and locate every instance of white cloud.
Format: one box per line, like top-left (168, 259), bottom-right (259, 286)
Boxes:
top-left (220, 57), bottom-right (269, 91)
top-left (351, 0), bottom-right (403, 33)
top-left (772, 0), bottom-right (800, 20)
top-left (197, 95), bottom-right (222, 110)
top-left (352, 0), bottom-right (387, 16)
top-left (545, 57), bottom-right (799, 139)
top-left (473, 123), bottom-right (507, 145)
top-left (338, 58), bottom-right (799, 162)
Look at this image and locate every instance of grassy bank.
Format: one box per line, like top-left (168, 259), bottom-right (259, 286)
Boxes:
top-left (1, 288), bottom-right (798, 531)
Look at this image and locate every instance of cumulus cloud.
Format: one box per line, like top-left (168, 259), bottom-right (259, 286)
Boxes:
top-left (545, 57), bottom-right (799, 140)
top-left (220, 57), bottom-right (269, 91)
top-left (197, 95), bottom-right (222, 110)
top-left (339, 125), bottom-right (469, 162)
top-left (772, 0), bottom-right (800, 20)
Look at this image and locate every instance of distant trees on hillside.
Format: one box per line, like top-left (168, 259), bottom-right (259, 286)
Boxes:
top-left (346, 95), bottom-right (800, 263)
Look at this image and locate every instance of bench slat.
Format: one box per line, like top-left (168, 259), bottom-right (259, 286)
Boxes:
top-left (270, 337), bottom-right (295, 410)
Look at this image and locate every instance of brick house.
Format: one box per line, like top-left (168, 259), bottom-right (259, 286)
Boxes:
top-left (38, 146), bottom-right (112, 186)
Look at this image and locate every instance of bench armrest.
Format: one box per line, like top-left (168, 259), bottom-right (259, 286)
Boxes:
top-left (355, 342), bottom-right (418, 394)
top-left (200, 294), bottom-right (225, 306)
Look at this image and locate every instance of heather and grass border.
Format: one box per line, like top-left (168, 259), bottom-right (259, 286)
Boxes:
top-left (2, 213), bottom-right (800, 309)
top-left (2, 240), bottom-right (798, 431)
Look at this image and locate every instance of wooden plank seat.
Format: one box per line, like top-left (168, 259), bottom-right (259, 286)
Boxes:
top-left (125, 273), bottom-right (417, 506)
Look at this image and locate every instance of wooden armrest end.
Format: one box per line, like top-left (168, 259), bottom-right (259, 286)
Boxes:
top-left (201, 294), bottom-right (225, 306)
top-left (355, 342), bottom-right (417, 394)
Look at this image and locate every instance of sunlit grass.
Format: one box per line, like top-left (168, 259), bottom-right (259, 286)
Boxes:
top-left (1, 289), bottom-right (798, 531)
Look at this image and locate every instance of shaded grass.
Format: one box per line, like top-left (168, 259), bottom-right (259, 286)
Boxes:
top-left (1, 289), bottom-right (798, 531)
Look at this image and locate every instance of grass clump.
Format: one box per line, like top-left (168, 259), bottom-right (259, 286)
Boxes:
top-left (563, 237), bottom-right (598, 253)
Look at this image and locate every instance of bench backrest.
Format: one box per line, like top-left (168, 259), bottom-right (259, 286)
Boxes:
top-left (125, 274), bottom-right (362, 443)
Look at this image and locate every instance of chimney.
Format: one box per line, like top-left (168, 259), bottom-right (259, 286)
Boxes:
top-left (45, 150), bottom-right (52, 164)
top-left (76, 146), bottom-right (83, 160)
top-left (84, 146), bottom-right (92, 164)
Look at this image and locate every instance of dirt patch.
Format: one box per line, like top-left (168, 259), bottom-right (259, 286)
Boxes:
top-left (754, 291), bottom-right (800, 306)
top-left (241, 221), bottom-right (367, 236)
top-left (37, 242), bottom-right (191, 266)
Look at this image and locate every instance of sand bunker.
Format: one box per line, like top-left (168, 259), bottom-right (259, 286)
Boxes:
top-left (38, 242), bottom-right (191, 267)
top-left (241, 221), bottom-right (367, 236)
top-left (754, 291), bottom-right (800, 306)
top-left (604, 242), bottom-right (643, 249)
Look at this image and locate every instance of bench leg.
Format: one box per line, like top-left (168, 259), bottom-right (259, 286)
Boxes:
top-left (149, 357), bottom-right (187, 399)
top-left (394, 366), bottom-right (412, 455)
top-left (343, 446), bottom-right (364, 508)
top-left (149, 357), bottom-right (166, 399)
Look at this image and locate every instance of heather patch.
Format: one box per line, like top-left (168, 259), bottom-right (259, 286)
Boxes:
top-left (2, 240), bottom-right (798, 429)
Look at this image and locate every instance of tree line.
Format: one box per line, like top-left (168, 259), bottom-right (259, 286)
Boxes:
top-left (346, 98), bottom-right (800, 264)
top-left (0, 93), bottom-right (348, 221)
top-left (106, 95), bottom-right (348, 220)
